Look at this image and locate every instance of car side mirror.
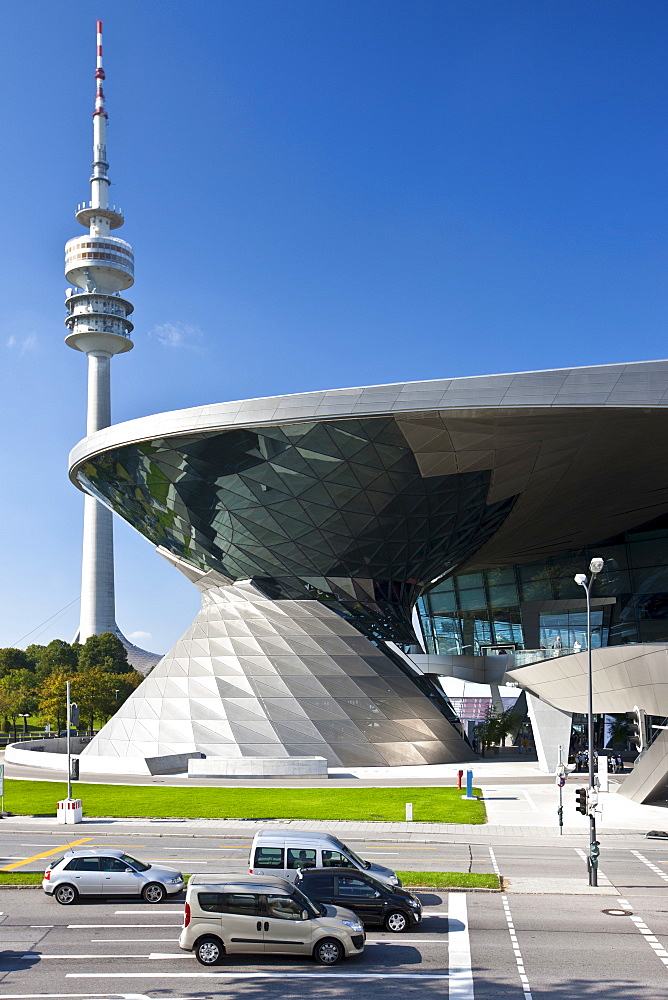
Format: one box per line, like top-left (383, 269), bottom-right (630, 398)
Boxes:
top-left (374, 891), bottom-right (381, 897)
top-left (125, 868), bottom-right (134, 873)
top-left (301, 909), bottom-right (310, 920)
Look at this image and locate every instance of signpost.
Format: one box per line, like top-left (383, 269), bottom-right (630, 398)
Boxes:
top-left (0, 762), bottom-right (4, 814)
top-left (66, 680), bottom-right (72, 801)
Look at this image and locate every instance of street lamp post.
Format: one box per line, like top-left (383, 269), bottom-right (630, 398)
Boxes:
top-left (18, 714), bottom-right (29, 736)
top-left (574, 556), bottom-right (605, 886)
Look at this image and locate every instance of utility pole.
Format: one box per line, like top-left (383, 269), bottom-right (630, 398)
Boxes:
top-left (574, 557), bottom-right (604, 886)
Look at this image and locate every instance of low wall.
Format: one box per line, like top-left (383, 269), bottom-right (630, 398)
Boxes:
top-left (188, 756), bottom-right (328, 778)
top-left (5, 740), bottom-right (204, 776)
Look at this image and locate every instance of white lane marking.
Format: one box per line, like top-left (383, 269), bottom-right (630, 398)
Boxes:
top-left (93, 939), bottom-right (178, 943)
top-left (67, 973), bottom-right (451, 980)
top-left (114, 910), bottom-right (182, 915)
top-left (367, 938), bottom-right (443, 944)
top-left (448, 893), bottom-right (473, 1000)
top-left (68, 924), bottom-right (181, 928)
top-left (1, 995), bottom-right (155, 999)
top-left (618, 896), bottom-right (668, 966)
top-left (490, 847), bottom-right (533, 1000)
top-left (149, 954), bottom-right (192, 960)
top-left (631, 850), bottom-right (668, 884)
top-left (20, 955), bottom-right (152, 961)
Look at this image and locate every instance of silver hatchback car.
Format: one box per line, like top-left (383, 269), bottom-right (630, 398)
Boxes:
top-left (42, 848), bottom-right (185, 905)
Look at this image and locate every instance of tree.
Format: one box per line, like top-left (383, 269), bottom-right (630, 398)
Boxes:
top-left (78, 633), bottom-right (130, 675)
top-left (37, 670), bottom-right (73, 732)
top-left (0, 670), bottom-right (37, 738)
top-left (0, 676), bottom-right (25, 737)
top-left (475, 704), bottom-right (519, 752)
top-left (75, 661), bottom-right (116, 732)
top-left (0, 648), bottom-right (32, 678)
top-left (108, 669), bottom-right (143, 711)
top-left (607, 715), bottom-right (628, 748)
top-left (28, 640), bottom-right (79, 684)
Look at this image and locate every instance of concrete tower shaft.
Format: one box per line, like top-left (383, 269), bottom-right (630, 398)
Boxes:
top-left (66, 21), bottom-right (133, 646)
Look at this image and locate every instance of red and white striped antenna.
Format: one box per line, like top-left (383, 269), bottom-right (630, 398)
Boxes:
top-left (94, 19), bottom-right (106, 117)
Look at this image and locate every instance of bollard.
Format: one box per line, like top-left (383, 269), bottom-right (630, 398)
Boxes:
top-left (457, 769), bottom-right (463, 790)
top-left (461, 769), bottom-right (476, 800)
top-left (406, 802), bottom-right (413, 822)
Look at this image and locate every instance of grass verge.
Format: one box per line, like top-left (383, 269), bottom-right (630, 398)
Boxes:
top-left (0, 872), bottom-right (44, 884)
top-left (397, 870), bottom-right (499, 889)
top-left (3, 779), bottom-right (486, 824)
top-left (0, 870), bottom-right (499, 890)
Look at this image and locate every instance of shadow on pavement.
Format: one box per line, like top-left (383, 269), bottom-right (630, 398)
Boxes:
top-left (415, 892), bottom-right (444, 905)
top-left (0, 951), bottom-right (41, 972)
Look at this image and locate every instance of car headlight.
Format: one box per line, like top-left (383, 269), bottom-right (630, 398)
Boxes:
top-left (341, 919), bottom-right (363, 932)
top-left (409, 899), bottom-right (420, 908)
top-left (390, 876), bottom-right (399, 885)
top-left (166, 876), bottom-right (182, 883)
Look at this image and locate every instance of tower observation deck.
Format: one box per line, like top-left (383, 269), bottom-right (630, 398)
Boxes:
top-left (65, 20), bottom-right (134, 362)
top-left (65, 22), bottom-right (159, 674)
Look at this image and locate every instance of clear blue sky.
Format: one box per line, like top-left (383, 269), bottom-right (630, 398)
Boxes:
top-left (1, 0), bottom-right (667, 654)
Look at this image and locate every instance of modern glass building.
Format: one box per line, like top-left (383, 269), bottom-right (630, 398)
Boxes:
top-left (418, 513), bottom-right (668, 657)
top-left (60, 359), bottom-right (668, 780)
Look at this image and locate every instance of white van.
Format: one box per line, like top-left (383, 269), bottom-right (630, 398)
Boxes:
top-left (179, 873), bottom-right (365, 966)
top-left (249, 830), bottom-right (400, 887)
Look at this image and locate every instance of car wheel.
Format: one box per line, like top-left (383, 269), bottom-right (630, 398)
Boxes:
top-left (195, 936), bottom-right (225, 965)
top-left (54, 883), bottom-right (78, 905)
top-left (314, 937), bottom-right (344, 965)
top-left (385, 910), bottom-right (409, 932)
top-left (142, 882), bottom-right (166, 903)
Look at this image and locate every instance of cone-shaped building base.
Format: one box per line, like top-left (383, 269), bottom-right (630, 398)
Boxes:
top-left (82, 577), bottom-right (472, 770)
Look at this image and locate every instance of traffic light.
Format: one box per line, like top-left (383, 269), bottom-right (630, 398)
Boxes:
top-left (628, 706), bottom-right (646, 752)
top-left (576, 787), bottom-right (588, 815)
top-left (70, 758), bottom-right (80, 781)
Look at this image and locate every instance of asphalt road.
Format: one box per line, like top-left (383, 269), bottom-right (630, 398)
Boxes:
top-left (2, 830), bottom-right (668, 883)
top-left (1, 870), bottom-right (667, 999)
top-left (1, 831), bottom-right (668, 997)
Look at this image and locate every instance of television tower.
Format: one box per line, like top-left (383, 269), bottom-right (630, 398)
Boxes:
top-left (65, 22), bottom-right (158, 672)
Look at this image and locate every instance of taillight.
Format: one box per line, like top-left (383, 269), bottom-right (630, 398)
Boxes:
top-left (183, 902), bottom-right (190, 928)
top-left (249, 868), bottom-right (253, 874)
top-left (44, 869), bottom-right (51, 881)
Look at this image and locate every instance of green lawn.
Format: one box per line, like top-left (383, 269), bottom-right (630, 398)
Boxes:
top-left (0, 870), bottom-right (498, 889)
top-left (3, 778), bottom-right (486, 823)
top-left (397, 871), bottom-right (499, 889)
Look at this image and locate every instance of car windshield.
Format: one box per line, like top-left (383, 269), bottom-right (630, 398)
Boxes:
top-left (120, 853), bottom-right (150, 872)
top-left (290, 883), bottom-right (320, 918)
top-left (334, 839), bottom-right (367, 869)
